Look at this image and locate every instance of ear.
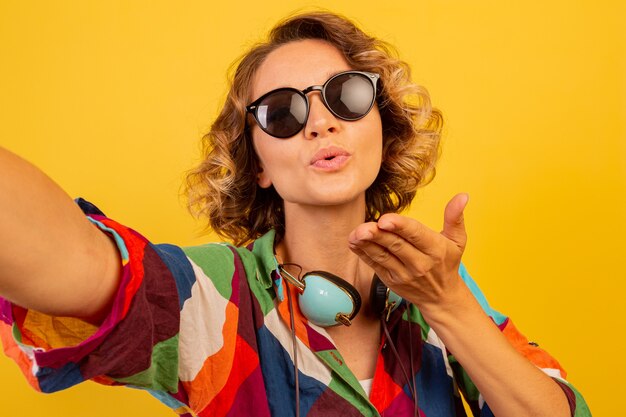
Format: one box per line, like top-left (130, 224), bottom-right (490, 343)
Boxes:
top-left (257, 166), bottom-right (272, 188)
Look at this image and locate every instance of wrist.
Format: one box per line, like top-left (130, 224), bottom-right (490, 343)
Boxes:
top-left (415, 279), bottom-right (488, 333)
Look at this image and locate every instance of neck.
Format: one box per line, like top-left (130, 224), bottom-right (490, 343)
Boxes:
top-left (277, 195), bottom-right (372, 291)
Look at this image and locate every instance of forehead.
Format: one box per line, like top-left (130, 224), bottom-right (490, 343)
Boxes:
top-left (252, 39), bottom-right (352, 99)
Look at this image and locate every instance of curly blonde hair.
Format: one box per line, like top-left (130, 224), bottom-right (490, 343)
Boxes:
top-left (186, 11), bottom-right (443, 246)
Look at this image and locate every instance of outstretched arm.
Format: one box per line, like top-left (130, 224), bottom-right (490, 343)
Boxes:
top-left (0, 146), bottom-right (121, 323)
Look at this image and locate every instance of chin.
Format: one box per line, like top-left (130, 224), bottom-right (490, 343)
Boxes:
top-left (307, 186), bottom-right (368, 207)
top-left (279, 175), bottom-right (377, 208)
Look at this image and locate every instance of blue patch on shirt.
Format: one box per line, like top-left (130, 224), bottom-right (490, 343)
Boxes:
top-left (414, 342), bottom-right (456, 416)
top-left (155, 244), bottom-right (197, 309)
top-left (459, 263), bottom-right (507, 326)
top-left (37, 362), bottom-right (85, 393)
top-left (256, 325), bottom-right (325, 417)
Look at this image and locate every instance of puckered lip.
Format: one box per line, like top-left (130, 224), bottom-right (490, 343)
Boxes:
top-left (309, 146), bottom-right (351, 165)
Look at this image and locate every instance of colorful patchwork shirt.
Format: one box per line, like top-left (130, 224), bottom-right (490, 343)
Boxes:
top-left (0, 202), bottom-right (591, 416)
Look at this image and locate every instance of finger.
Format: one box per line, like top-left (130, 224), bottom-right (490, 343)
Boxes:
top-left (348, 242), bottom-right (406, 285)
top-left (442, 193), bottom-right (469, 250)
top-left (375, 213), bottom-right (442, 256)
top-left (348, 244), bottom-right (378, 268)
top-left (349, 236), bottom-right (435, 281)
top-left (352, 227), bottom-right (437, 274)
top-left (349, 223), bottom-right (422, 281)
top-left (349, 239), bottom-right (403, 269)
top-left (348, 222), bottom-right (379, 243)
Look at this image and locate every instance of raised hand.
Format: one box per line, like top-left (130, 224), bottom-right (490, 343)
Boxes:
top-left (348, 193), bottom-right (470, 317)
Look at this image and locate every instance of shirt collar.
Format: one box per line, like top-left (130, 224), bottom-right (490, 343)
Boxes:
top-left (250, 229), bottom-right (282, 294)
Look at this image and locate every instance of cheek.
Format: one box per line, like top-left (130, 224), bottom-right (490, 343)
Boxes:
top-left (352, 123), bottom-right (383, 186)
top-left (252, 133), bottom-right (300, 185)
top-left (365, 116), bottom-right (384, 164)
top-left (371, 142), bottom-right (384, 180)
top-left (252, 132), bottom-right (274, 170)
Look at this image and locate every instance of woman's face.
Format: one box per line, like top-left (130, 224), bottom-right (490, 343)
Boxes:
top-left (250, 39), bottom-right (383, 209)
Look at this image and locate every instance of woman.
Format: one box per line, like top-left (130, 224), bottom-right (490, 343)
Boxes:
top-left (0, 11), bottom-right (589, 417)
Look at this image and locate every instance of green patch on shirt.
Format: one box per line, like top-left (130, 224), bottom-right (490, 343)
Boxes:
top-left (184, 244), bottom-right (235, 300)
top-left (113, 334), bottom-right (179, 393)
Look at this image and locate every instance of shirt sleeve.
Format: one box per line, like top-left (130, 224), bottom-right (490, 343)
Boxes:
top-left (0, 200), bottom-right (198, 412)
top-left (449, 263), bottom-right (592, 417)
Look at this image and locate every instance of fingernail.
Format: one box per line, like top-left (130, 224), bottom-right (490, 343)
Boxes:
top-left (378, 220), bottom-right (394, 231)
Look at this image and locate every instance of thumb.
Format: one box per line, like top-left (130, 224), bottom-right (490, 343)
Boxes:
top-left (442, 193), bottom-right (469, 250)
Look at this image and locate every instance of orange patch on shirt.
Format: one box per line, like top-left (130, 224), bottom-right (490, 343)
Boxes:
top-left (0, 322), bottom-right (40, 391)
top-left (276, 283), bottom-right (310, 346)
top-left (182, 301), bottom-right (239, 413)
top-left (20, 310), bottom-right (97, 350)
top-left (502, 319), bottom-right (567, 378)
top-left (199, 334), bottom-right (260, 417)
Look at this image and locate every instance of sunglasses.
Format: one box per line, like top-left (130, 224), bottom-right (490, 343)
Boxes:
top-left (246, 70), bottom-right (380, 138)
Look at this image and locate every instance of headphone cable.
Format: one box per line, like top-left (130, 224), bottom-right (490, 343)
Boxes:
top-left (285, 280), bottom-right (301, 417)
top-left (407, 303), bottom-right (418, 417)
top-left (381, 314), bottom-right (419, 417)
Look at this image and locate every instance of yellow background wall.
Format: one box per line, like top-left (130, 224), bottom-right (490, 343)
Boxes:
top-left (1, 1), bottom-right (623, 415)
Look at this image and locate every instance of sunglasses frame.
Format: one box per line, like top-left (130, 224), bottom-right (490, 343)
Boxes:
top-left (246, 70), bottom-right (380, 139)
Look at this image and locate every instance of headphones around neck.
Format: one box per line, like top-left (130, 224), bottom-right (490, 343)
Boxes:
top-left (278, 266), bottom-right (403, 327)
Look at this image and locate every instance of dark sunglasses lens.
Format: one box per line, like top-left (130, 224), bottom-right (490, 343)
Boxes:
top-left (325, 73), bottom-right (375, 120)
top-left (256, 90), bottom-right (307, 138)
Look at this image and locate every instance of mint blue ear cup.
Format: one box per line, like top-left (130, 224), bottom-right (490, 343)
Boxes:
top-left (298, 271), bottom-right (361, 327)
top-left (295, 271), bottom-right (402, 327)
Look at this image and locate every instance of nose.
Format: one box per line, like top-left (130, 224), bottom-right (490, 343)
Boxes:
top-left (303, 93), bottom-right (341, 140)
